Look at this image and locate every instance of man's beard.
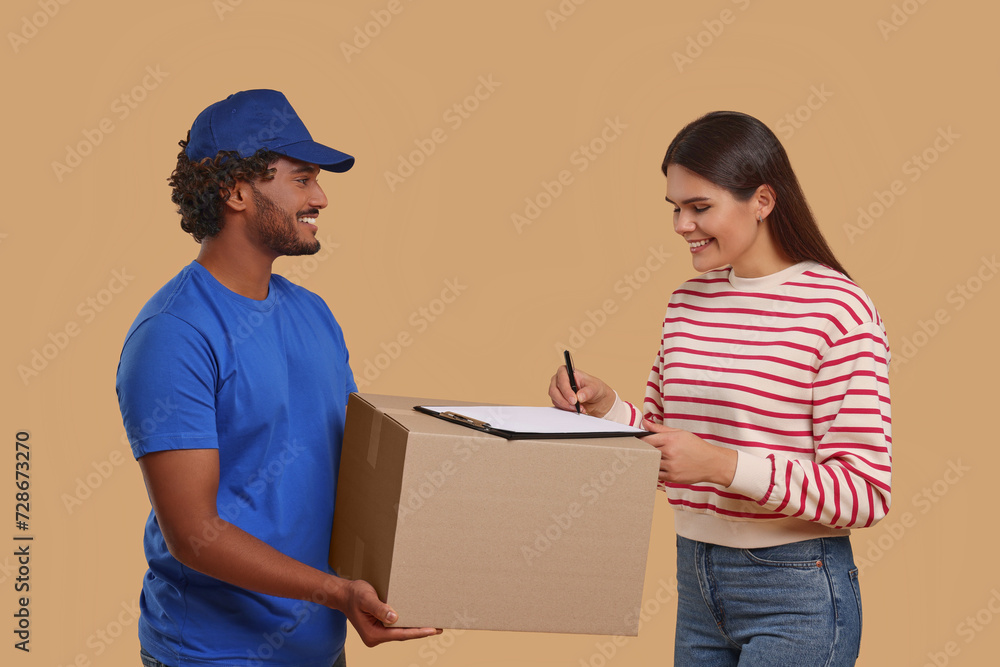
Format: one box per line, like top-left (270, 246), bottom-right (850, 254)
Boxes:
top-left (247, 183), bottom-right (320, 257)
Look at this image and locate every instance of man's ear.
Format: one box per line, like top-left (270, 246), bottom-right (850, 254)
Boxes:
top-left (223, 180), bottom-right (253, 213)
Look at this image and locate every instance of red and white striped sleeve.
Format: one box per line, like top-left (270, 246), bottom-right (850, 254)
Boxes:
top-left (730, 321), bottom-right (892, 528)
top-left (603, 344), bottom-right (666, 429)
top-left (641, 344), bottom-right (667, 427)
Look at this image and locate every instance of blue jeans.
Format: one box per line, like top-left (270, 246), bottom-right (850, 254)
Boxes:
top-left (140, 646), bottom-right (346, 667)
top-left (674, 535), bottom-right (862, 666)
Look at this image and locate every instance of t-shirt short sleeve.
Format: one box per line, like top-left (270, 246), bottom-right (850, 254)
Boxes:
top-left (116, 313), bottom-right (220, 458)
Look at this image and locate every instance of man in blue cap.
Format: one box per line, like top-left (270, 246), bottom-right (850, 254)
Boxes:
top-left (116, 90), bottom-right (439, 667)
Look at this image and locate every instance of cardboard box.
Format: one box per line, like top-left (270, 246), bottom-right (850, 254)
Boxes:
top-left (329, 393), bottom-right (660, 635)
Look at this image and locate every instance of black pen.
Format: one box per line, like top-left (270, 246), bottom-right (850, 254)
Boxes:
top-left (563, 349), bottom-right (581, 414)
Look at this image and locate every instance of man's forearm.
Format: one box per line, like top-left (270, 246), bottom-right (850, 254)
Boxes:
top-left (167, 515), bottom-right (350, 609)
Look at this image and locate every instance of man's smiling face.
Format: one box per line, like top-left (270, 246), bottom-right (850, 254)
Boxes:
top-left (246, 156), bottom-right (329, 258)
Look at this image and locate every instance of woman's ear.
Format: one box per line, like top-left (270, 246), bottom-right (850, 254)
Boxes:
top-left (754, 184), bottom-right (776, 220)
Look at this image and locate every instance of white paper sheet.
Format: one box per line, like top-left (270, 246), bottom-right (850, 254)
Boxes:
top-left (416, 405), bottom-right (646, 436)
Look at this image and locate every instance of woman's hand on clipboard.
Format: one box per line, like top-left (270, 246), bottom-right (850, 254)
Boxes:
top-left (640, 419), bottom-right (738, 488)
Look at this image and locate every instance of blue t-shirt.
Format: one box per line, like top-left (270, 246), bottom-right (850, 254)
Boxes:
top-left (116, 261), bottom-right (357, 666)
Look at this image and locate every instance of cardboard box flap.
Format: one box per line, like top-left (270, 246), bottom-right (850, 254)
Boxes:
top-left (330, 395), bottom-right (411, 597)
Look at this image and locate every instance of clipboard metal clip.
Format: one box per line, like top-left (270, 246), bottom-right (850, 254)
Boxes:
top-left (440, 411), bottom-right (491, 430)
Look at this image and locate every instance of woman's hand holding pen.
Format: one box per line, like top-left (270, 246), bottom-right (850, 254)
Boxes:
top-left (641, 419), bottom-right (737, 487)
top-left (548, 366), bottom-right (616, 418)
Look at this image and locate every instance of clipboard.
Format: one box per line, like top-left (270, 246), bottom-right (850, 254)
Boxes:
top-left (413, 405), bottom-right (646, 440)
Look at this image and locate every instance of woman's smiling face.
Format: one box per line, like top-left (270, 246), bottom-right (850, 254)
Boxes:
top-left (665, 163), bottom-right (786, 278)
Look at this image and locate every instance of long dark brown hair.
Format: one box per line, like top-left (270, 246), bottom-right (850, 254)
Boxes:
top-left (662, 111), bottom-right (849, 279)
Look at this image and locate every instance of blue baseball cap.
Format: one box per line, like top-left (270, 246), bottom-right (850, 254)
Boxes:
top-left (184, 89), bottom-right (355, 172)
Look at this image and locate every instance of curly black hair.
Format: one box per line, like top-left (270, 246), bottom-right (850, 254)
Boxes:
top-left (168, 134), bottom-right (280, 243)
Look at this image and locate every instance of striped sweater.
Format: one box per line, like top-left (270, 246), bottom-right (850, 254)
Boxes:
top-left (606, 261), bottom-right (892, 548)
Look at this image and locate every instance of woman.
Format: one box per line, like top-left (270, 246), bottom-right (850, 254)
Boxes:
top-left (549, 111), bottom-right (891, 666)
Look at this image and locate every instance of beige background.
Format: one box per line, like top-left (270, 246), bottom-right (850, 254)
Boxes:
top-left (2, 0), bottom-right (997, 665)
